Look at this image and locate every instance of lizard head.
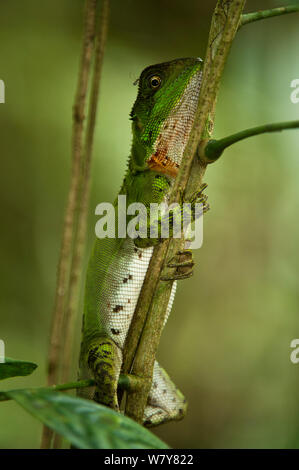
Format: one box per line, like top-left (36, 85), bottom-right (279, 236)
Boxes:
top-left (130, 57), bottom-right (203, 178)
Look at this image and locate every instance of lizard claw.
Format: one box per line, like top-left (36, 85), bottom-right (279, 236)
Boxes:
top-left (161, 249), bottom-right (194, 281)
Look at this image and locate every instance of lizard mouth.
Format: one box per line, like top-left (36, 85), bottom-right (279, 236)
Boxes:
top-left (147, 68), bottom-right (202, 178)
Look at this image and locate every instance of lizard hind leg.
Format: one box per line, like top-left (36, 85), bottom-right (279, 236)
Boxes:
top-left (143, 361), bottom-right (187, 428)
top-left (87, 336), bottom-right (123, 411)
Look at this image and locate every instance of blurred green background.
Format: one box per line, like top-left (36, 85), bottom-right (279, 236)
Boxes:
top-left (1, 0), bottom-right (299, 449)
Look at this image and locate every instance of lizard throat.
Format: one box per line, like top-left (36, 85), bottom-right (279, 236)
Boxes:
top-left (147, 152), bottom-right (180, 177)
top-left (146, 69), bottom-right (202, 178)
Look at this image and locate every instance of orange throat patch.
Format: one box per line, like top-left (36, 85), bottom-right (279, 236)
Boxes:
top-left (147, 151), bottom-right (179, 178)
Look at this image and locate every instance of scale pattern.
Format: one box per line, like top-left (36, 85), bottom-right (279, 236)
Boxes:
top-left (148, 70), bottom-right (202, 177)
top-left (153, 71), bottom-right (201, 167)
top-left (100, 239), bottom-right (154, 348)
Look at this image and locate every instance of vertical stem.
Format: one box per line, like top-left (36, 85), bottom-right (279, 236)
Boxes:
top-left (61, 0), bottom-right (109, 386)
top-left (124, 0), bottom-right (246, 424)
top-left (53, 0), bottom-right (109, 450)
top-left (41, 0), bottom-right (98, 449)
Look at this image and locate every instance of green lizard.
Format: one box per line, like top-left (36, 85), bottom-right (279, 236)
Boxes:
top-left (78, 57), bottom-right (208, 427)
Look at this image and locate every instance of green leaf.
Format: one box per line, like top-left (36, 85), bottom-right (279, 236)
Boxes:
top-left (6, 389), bottom-right (169, 449)
top-left (0, 358), bottom-right (38, 380)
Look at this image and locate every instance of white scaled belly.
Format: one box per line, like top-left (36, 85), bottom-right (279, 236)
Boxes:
top-left (100, 239), bottom-right (154, 348)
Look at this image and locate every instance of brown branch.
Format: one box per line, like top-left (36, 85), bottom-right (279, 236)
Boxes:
top-left (61, 0), bottom-right (110, 386)
top-left (53, 0), bottom-right (109, 450)
top-left (41, 0), bottom-right (98, 449)
top-left (123, 0), bottom-right (247, 424)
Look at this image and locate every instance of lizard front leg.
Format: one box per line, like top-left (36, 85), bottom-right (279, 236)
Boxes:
top-left (135, 183), bottom-right (209, 283)
top-left (134, 182), bottom-right (209, 250)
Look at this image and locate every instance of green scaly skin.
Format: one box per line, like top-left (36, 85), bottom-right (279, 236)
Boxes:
top-left (78, 58), bottom-right (208, 427)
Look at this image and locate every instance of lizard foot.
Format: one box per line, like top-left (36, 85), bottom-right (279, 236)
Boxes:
top-left (161, 249), bottom-right (194, 281)
top-left (188, 182), bottom-right (210, 214)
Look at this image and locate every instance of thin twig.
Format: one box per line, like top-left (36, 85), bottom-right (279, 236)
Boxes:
top-left (53, 0), bottom-right (109, 450)
top-left (0, 375), bottom-right (137, 403)
top-left (0, 380), bottom-right (95, 403)
top-left (240, 5), bottom-right (299, 27)
top-left (200, 120), bottom-right (299, 161)
top-left (41, 0), bottom-right (98, 449)
top-left (61, 0), bottom-right (110, 386)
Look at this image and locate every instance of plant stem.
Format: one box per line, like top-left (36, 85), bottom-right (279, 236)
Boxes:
top-left (41, 0), bottom-right (98, 450)
top-left (61, 0), bottom-right (109, 386)
top-left (200, 120), bottom-right (299, 161)
top-left (0, 380), bottom-right (95, 402)
top-left (123, 0), bottom-right (246, 424)
top-left (53, 0), bottom-right (109, 450)
top-left (240, 5), bottom-right (299, 27)
top-left (0, 375), bottom-right (137, 403)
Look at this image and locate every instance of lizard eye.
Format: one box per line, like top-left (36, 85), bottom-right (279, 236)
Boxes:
top-left (149, 75), bottom-right (161, 90)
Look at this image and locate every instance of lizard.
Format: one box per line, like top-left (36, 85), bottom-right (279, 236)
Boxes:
top-left (78, 57), bottom-right (209, 427)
